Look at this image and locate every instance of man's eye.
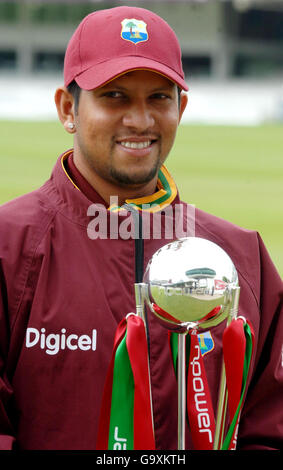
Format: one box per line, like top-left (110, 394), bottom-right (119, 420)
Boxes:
top-left (151, 93), bottom-right (170, 100)
top-left (104, 91), bottom-right (124, 98)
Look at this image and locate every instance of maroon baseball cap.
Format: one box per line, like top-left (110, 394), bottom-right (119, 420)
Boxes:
top-left (64, 6), bottom-right (188, 91)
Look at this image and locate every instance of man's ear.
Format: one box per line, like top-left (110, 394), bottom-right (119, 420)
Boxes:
top-left (178, 91), bottom-right (188, 124)
top-left (54, 86), bottom-right (76, 133)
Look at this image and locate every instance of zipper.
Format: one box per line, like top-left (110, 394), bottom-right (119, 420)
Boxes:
top-left (123, 204), bottom-right (150, 356)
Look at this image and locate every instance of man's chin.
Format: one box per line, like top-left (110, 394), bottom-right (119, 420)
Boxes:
top-left (110, 166), bottom-right (159, 187)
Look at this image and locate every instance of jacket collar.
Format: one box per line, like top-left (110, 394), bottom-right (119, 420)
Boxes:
top-left (56, 149), bottom-right (179, 215)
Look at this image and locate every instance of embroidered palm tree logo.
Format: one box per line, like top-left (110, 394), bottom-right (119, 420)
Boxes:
top-left (121, 19), bottom-right (148, 44)
top-left (126, 21), bottom-right (138, 38)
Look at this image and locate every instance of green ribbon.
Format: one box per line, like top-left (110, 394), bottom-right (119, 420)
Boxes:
top-left (169, 331), bottom-right (191, 379)
top-left (108, 332), bottom-right (134, 450)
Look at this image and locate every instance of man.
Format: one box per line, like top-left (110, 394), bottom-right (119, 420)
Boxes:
top-left (0, 6), bottom-right (282, 450)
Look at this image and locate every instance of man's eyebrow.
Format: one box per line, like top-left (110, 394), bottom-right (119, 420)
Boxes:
top-left (150, 85), bottom-right (176, 93)
top-left (101, 84), bottom-right (127, 91)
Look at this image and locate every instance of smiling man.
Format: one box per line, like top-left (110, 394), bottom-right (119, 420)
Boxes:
top-left (55, 69), bottom-right (187, 206)
top-left (0, 6), bottom-right (282, 451)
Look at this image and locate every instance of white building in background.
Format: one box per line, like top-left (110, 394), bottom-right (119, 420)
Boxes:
top-left (1, 0), bottom-right (283, 123)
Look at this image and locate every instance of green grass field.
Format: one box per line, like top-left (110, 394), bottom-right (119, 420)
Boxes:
top-left (1, 120), bottom-right (282, 277)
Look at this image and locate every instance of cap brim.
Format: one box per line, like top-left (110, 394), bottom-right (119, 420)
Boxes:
top-left (73, 56), bottom-right (188, 91)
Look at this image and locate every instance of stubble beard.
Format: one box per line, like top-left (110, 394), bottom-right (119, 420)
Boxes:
top-left (76, 134), bottom-right (164, 189)
top-left (108, 139), bottom-right (163, 187)
top-left (109, 156), bottom-right (161, 186)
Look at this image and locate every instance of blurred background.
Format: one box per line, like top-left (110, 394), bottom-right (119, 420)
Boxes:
top-left (1, 0), bottom-right (283, 122)
top-left (0, 0), bottom-right (282, 276)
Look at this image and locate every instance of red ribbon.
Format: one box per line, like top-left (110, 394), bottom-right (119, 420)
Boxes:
top-left (222, 318), bottom-right (255, 449)
top-left (187, 330), bottom-right (216, 449)
top-left (96, 315), bottom-right (155, 450)
top-left (169, 317), bottom-right (254, 450)
top-left (152, 303), bottom-right (183, 325)
top-left (126, 315), bottom-right (155, 449)
top-left (223, 319), bottom-right (246, 419)
top-left (153, 303), bottom-right (222, 327)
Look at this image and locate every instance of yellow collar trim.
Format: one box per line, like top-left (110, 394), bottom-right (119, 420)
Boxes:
top-left (61, 150), bottom-right (81, 191)
top-left (61, 151), bottom-right (177, 213)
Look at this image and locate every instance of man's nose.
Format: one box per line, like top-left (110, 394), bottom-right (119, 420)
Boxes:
top-left (122, 101), bottom-right (155, 131)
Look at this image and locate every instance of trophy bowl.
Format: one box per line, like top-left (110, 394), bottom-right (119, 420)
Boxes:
top-left (143, 237), bottom-right (238, 332)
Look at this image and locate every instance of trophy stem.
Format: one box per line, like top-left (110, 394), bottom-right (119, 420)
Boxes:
top-left (134, 283), bottom-right (146, 320)
top-left (178, 332), bottom-right (187, 450)
top-left (134, 283), bottom-right (149, 339)
top-left (213, 361), bottom-right (228, 449)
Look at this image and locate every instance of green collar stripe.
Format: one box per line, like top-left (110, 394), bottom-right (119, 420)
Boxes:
top-left (109, 166), bottom-right (176, 213)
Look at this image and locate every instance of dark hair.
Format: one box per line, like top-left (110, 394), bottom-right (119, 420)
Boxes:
top-left (67, 80), bottom-right (81, 113)
top-left (67, 79), bottom-right (182, 111)
top-left (177, 87), bottom-right (181, 108)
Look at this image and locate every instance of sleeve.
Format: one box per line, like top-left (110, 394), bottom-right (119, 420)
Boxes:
top-left (0, 193), bottom-right (51, 450)
top-left (0, 266), bottom-right (16, 449)
top-left (237, 234), bottom-right (283, 450)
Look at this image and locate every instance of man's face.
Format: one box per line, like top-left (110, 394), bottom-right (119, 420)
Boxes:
top-left (73, 70), bottom-right (186, 189)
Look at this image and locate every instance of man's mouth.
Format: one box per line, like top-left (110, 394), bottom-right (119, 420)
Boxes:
top-left (120, 140), bottom-right (152, 149)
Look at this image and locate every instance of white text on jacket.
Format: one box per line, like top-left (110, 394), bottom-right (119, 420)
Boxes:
top-left (25, 327), bottom-right (97, 355)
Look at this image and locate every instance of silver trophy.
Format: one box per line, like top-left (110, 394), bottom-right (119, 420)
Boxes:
top-left (138, 237), bottom-right (240, 450)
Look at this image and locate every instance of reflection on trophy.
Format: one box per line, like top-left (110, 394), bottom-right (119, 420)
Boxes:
top-left (140, 237), bottom-right (241, 450)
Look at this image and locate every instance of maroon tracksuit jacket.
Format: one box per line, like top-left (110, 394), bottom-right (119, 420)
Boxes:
top-left (0, 150), bottom-right (282, 450)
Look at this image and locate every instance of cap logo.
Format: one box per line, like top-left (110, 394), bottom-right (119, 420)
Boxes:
top-left (121, 18), bottom-right (148, 44)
